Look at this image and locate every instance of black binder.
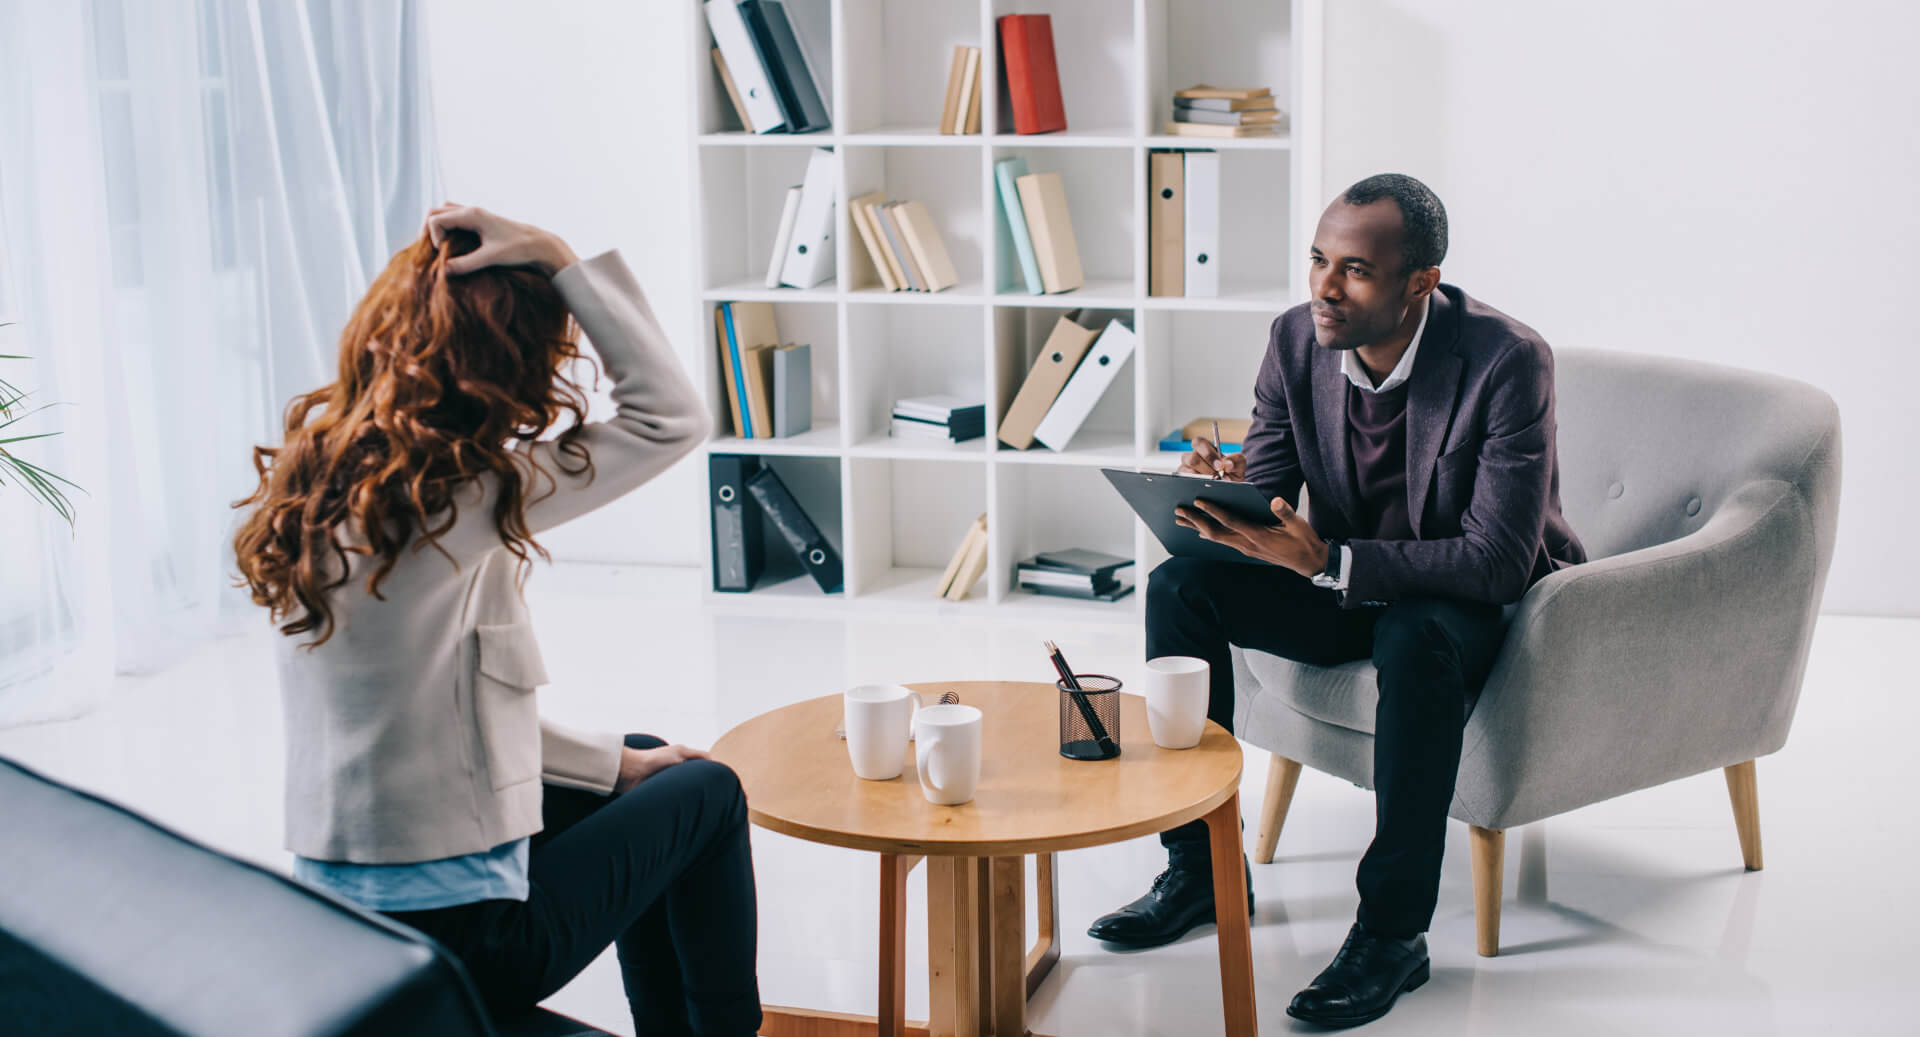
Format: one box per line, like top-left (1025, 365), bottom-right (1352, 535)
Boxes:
top-left (746, 465), bottom-right (843, 593)
top-left (737, 0), bottom-right (830, 134)
top-left (709, 454), bottom-right (764, 592)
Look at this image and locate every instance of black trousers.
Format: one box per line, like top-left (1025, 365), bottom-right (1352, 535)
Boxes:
top-left (1147, 557), bottom-right (1508, 939)
top-left (386, 734), bottom-right (761, 1037)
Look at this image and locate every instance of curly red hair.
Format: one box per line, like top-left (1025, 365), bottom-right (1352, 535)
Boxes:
top-left (233, 230), bottom-right (596, 647)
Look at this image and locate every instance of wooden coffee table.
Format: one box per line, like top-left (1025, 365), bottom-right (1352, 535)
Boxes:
top-left (710, 680), bottom-right (1253, 1037)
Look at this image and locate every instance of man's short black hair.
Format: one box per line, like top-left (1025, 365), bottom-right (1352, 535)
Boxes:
top-left (1342, 173), bottom-right (1447, 275)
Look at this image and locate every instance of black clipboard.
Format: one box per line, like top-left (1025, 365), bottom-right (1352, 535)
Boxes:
top-left (1101, 468), bottom-right (1278, 566)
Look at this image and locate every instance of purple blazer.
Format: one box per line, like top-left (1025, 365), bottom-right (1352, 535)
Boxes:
top-left (1241, 285), bottom-right (1587, 608)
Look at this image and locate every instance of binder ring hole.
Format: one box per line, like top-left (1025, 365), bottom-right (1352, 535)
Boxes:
top-left (718, 486), bottom-right (735, 503)
top-left (809, 549), bottom-right (826, 565)
top-left (1098, 356), bottom-right (1110, 366)
top-left (1051, 352), bottom-right (1063, 362)
top-left (796, 244), bottom-right (808, 255)
top-left (1160, 188), bottom-right (1173, 199)
top-left (1197, 253), bottom-right (1210, 264)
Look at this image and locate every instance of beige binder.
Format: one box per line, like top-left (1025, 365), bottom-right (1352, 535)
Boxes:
top-left (996, 314), bottom-right (1097, 449)
top-left (895, 200), bottom-right (959, 292)
top-left (729, 302), bottom-right (781, 437)
top-left (1015, 172), bottom-right (1084, 294)
top-left (848, 191), bottom-right (899, 291)
top-left (1149, 151), bottom-right (1185, 297)
top-left (712, 48), bottom-right (755, 133)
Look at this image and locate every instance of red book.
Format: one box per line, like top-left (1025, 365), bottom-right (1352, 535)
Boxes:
top-left (997, 14), bottom-right (1067, 135)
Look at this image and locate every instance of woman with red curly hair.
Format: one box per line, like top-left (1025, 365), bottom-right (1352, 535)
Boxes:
top-left (234, 206), bottom-right (757, 1035)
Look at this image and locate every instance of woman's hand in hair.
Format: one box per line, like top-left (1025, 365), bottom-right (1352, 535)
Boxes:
top-left (613, 742), bottom-right (712, 794)
top-left (423, 203), bottom-right (580, 277)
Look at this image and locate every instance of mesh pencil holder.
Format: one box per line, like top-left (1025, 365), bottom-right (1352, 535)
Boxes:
top-left (1057, 674), bottom-right (1122, 761)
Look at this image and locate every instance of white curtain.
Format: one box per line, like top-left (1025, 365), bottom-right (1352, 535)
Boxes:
top-left (0, 0), bottom-right (440, 727)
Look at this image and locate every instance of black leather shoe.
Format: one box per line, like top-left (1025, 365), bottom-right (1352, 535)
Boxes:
top-left (1286, 922), bottom-right (1429, 1028)
top-left (1087, 855), bottom-right (1254, 949)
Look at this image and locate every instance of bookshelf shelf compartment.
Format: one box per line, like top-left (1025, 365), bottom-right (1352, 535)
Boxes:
top-left (691, 0), bottom-right (1324, 618)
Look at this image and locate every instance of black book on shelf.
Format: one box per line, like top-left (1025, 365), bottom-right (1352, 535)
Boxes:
top-left (709, 454), bottom-right (765, 593)
top-left (746, 465), bottom-right (843, 593)
top-left (1021, 581), bottom-right (1136, 603)
top-left (1030, 548), bottom-right (1134, 579)
top-left (737, 0), bottom-right (830, 134)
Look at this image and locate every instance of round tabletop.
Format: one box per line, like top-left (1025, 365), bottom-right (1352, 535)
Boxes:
top-left (709, 680), bottom-right (1244, 856)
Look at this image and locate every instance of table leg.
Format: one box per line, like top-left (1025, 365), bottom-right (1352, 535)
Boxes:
top-left (1023, 853), bottom-right (1059, 999)
top-left (988, 857), bottom-right (1026, 1036)
top-left (1206, 792), bottom-right (1258, 1036)
top-left (928, 856), bottom-right (985, 1037)
top-left (879, 853), bottom-right (915, 1037)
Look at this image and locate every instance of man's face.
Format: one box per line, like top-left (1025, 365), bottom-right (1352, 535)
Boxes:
top-left (1306, 199), bottom-right (1418, 350)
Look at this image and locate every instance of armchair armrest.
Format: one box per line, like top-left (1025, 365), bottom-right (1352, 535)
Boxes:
top-left (1452, 479), bottom-right (1823, 829)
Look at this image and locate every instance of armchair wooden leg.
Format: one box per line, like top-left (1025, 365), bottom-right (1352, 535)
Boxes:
top-left (1724, 760), bottom-right (1764, 871)
top-left (1253, 753), bottom-right (1302, 864)
top-left (1469, 826), bottom-right (1504, 958)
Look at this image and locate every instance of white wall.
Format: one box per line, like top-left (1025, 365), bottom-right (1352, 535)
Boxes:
top-left (427, 1), bottom-right (1915, 614)
top-left (426, 0), bottom-right (705, 566)
top-left (1323, 0), bottom-right (1919, 615)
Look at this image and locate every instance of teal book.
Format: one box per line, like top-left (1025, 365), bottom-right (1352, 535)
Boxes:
top-left (994, 157), bottom-right (1045, 295)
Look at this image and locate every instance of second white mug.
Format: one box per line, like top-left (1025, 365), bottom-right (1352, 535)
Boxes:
top-left (1144, 656), bottom-right (1210, 749)
top-left (914, 703), bottom-right (983, 805)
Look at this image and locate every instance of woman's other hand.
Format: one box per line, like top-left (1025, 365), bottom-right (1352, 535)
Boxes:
top-left (613, 743), bottom-right (711, 794)
top-left (424, 203), bottom-right (579, 277)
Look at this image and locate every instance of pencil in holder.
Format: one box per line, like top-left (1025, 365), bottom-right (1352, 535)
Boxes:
top-left (1057, 674), bottom-right (1122, 761)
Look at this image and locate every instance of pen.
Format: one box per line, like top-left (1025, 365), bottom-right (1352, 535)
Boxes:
top-left (1211, 419), bottom-right (1225, 478)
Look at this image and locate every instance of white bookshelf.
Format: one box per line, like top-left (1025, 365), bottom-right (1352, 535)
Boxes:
top-left (690, 0), bottom-right (1324, 619)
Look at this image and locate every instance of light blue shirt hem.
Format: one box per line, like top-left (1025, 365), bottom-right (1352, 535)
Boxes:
top-left (295, 837), bottom-right (530, 912)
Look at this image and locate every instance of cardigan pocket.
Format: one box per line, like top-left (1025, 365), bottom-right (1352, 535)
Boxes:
top-left (475, 622), bottom-right (550, 790)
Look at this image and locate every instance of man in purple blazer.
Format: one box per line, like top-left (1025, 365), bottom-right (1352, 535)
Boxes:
top-left (1088, 174), bottom-right (1586, 1027)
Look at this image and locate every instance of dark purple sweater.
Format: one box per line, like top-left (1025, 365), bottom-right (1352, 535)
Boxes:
top-left (1346, 381), bottom-right (1415, 541)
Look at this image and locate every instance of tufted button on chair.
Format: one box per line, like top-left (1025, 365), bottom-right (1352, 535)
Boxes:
top-left (1232, 349), bottom-right (1842, 955)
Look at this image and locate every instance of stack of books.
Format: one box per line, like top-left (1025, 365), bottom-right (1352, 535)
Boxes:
top-left (713, 302), bottom-right (813, 439)
top-left (707, 0), bottom-right (831, 135)
top-left (849, 193), bottom-right (959, 293)
top-left (1164, 85), bottom-right (1286, 139)
top-left (939, 45), bottom-right (984, 135)
top-left (891, 395), bottom-right (986, 443)
top-left (997, 314), bottom-right (1136, 452)
top-left (935, 514), bottom-right (989, 601)
top-left (765, 147), bottom-right (837, 290)
top-left (1017, 549), bottom-right (1135, 602)
top-left (994, 158), bottom-right (1083, 295)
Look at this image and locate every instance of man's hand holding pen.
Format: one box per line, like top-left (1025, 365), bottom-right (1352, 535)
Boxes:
top-left (1175, 437), bottom-right (1246, 482)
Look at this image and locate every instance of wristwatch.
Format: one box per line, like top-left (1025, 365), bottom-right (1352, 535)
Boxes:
top-left (1310, 540), bottom-right (1345, 589)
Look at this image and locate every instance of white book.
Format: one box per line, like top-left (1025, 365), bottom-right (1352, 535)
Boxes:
top-left (704, 0), bottom-right (786, 134)
top-left (893, 394), bottom-right (980, 421)
top-left (764, 185), bottom-right (802, 289)
top-left (1032, 319), bottom-right (1137, 451)
top-left (779, 148), bottom-right (837, 289)
top-left (890, 419), bottom-right (956, 441)
top-left (1183, 150), bottom-right (1221, 298)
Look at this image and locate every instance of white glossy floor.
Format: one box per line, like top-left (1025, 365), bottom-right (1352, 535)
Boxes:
top-left (3, 564), bottom-right (1914, 1036)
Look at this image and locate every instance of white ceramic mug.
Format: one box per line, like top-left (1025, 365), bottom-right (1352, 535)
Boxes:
top-left (1144, 656), bottom-right (1210, 749)
top-left (913, 703), bottom-right (983, 805)
top-left (845, 684), bottom-right (917, 780)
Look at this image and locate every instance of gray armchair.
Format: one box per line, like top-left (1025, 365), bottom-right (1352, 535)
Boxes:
top-left (1232, 348), bottom-right (1841, 956)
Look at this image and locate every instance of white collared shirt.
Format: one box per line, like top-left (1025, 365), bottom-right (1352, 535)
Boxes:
top-left (1326, 295), bottom-right (1432, 591)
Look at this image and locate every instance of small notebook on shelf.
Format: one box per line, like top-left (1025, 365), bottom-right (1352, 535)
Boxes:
top-left (892, 395), bottom-right (986, 443)
top-left (937, 514), bottom-right (989, 600)
top-left (997, 14), bottom-right (1066, 135)
top-left (939, 45), bottom-right (983, 135)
